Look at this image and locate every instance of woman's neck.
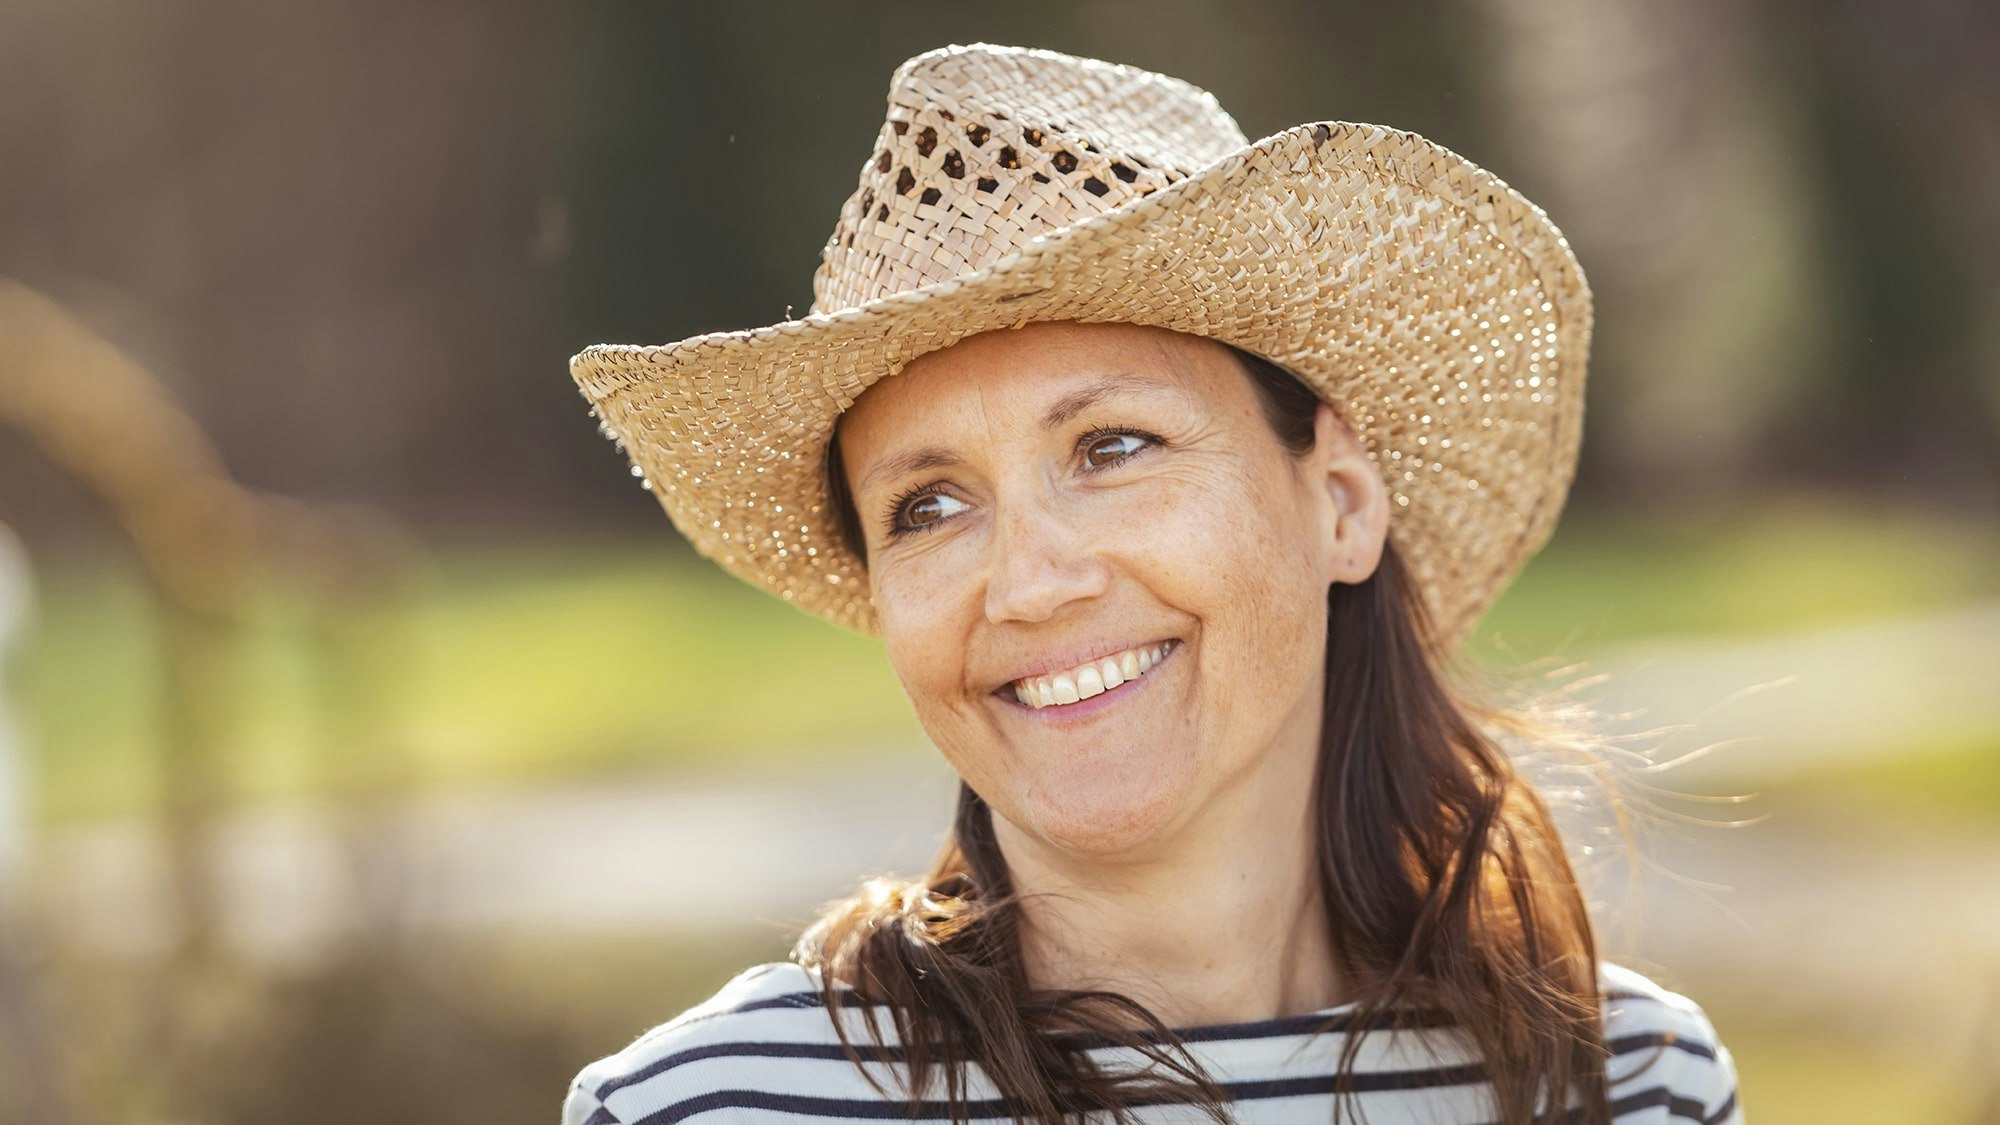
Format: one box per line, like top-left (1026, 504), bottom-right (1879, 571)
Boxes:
top-left (993, 728), bottom-right (1349, 1030)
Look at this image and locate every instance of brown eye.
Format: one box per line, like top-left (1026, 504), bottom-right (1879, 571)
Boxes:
top-left (906, 493), bottom-right (948, 525)
top-left (894, 489), bottom-right (968, 534)
top-left (1084, 432), bottom-right (1148, 467)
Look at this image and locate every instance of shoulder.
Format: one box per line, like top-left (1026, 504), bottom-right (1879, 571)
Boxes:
top-left (1596, 961), bottom-right (1744, 1124)
top-left (559, 960), bottom-right (891, 1125)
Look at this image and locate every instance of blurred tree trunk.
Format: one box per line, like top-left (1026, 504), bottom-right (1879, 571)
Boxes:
top-left (1472, 0), bottom-right (1830, 499)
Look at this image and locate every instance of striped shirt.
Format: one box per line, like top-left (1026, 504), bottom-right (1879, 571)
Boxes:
top-left (562, 960), bottom-right (1742, 1124)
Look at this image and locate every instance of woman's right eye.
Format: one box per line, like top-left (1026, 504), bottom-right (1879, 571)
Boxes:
top-left (892, 489), bottom-right (969, 536)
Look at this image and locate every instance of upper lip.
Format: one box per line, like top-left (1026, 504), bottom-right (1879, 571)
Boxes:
top-left (989, 636), bottom-right (1178, 694)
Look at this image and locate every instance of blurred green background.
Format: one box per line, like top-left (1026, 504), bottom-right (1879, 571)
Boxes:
top-left (1, 1), bottom-right (1996, 1123)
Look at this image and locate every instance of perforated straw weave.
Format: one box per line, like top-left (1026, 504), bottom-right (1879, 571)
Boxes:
top-left (569, 43), bottom-right (1592, 649)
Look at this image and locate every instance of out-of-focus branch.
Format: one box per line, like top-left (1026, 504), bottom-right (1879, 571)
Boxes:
top-left (0, 277), bottom-right (423, 1121)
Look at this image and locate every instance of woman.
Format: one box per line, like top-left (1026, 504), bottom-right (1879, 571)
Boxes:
top-left (561, 43), bottom-right (1741, 1125)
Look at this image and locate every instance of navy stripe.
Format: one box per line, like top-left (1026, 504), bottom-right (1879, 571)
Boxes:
top-left (1607, 1083), bottom-right (1713, 1123)
top-left (597, 1040), bottom-right (897, 1099)
top-left (1057, 1004), bottom-right (1460, 1048)
top-left (594, 1005), bottom-right (1459, 1100)
top-left (602, 988), bottom-right (1456, 1096)
top-left (633, 1076), bottom-right (1723, 1124)
top-left (1606, 1031), bottom-right (1717, 1064)
top-left (598, 997), bottom-right (1713, 1103)
top-left (659, 982), bottom-right (1656, 1041)
top-left (604, 990), bottom-right (849, 1061)
top-left (604, 1033), bottom-right (1716, 1121)
top-left (688, 990), bottom-right (832, 1020)
top-left (633, 1064), bottom-right (1497, 1124)
top-left (664, 987), bottom-right (1422, 1041)
top-left (1702, 1087), bottom-right (1739, 1124)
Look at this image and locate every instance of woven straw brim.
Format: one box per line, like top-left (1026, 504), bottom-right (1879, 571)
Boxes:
top-left (571, 119), bottom-right (1591, 650)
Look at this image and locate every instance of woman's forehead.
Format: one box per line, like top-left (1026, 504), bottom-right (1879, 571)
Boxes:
top-left (844, 321), bottom-right (1223, 434)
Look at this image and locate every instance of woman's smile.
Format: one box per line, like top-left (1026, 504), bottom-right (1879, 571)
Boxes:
top-left (997, 637), bottom-right (1183, 718)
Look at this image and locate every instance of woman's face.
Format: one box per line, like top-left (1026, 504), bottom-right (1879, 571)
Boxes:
top-left (838, 321), bottom-right (1387, 858)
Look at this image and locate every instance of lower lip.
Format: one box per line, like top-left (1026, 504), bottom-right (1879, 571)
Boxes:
top-left (996, 640), bottom-right (1181, 723)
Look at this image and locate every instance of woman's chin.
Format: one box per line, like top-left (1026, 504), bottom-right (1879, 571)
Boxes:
top-left (1013, 772), bottom-right (1190, 857)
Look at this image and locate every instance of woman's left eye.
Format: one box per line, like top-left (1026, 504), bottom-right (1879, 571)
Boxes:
top-left (1082, 431), bottom-right (1153, 468)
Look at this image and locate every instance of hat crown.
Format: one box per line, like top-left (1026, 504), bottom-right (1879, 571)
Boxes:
top-left (810, 44), bottom-right (1250, 314)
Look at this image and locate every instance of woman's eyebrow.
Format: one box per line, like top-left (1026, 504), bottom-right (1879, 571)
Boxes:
top-left (859, 445), bottom-right (965, 496)
top-left (1037, 373), bottom-right (1179, 429)
top-left (857, 374), bottom-right (1182, 495)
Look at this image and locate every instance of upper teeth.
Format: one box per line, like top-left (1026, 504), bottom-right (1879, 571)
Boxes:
top-left (1012, 641), bottom-right (1175, 709)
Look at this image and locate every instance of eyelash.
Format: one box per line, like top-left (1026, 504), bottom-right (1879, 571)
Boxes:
top-left (881, 425), bottom-right (1164, 540)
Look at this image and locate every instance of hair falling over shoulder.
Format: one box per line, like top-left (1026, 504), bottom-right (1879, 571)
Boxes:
top-left (803, 347), bottom-right (1616, 1125)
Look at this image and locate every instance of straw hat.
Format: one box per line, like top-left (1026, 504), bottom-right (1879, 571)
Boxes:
top-left (569, 43), bottom-right (1591, 649)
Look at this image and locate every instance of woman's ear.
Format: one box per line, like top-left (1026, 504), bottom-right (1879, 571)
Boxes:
top-left (1309, 401), bottom-right (1390, 586)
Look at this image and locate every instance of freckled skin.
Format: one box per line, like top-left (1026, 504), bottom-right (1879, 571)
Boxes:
top-left (838, 321), bottom-right (1388, 869)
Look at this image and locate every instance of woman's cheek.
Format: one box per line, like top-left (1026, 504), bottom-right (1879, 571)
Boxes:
top-left (874, 566), bottom-right (965, 702)
top-left (1111, 473), bottom-right (1250, 589)
top-left (873, 538), bottom-right (968, 625)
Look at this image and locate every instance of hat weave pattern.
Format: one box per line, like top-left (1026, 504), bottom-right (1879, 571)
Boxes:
top-left (571, 44), bottom-right (1592, 649)
top-left (812, 49), bottom-right (1244, 313)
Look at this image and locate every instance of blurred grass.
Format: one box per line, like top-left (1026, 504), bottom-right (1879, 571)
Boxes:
top-left (15, 540), bottom-right (921, 825)
top-left (1707, 1005), bottom-right (1986, 1124)
top-left (1471, 493), bottom-right (1999, 658)
top-left (1761, 731), bottom-right (2000, 826)
top-left (1731, 1033), bottom-right (1982, 1123)
top-left (13, 495), bottom-right (1998, 825)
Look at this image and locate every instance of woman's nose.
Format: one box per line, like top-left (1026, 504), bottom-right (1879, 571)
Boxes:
top-left (982, 494), bottom-right (1110, 624)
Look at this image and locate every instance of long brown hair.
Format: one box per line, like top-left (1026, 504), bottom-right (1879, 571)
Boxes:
top-left (807, 338), bottom-right (1614, 1124)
